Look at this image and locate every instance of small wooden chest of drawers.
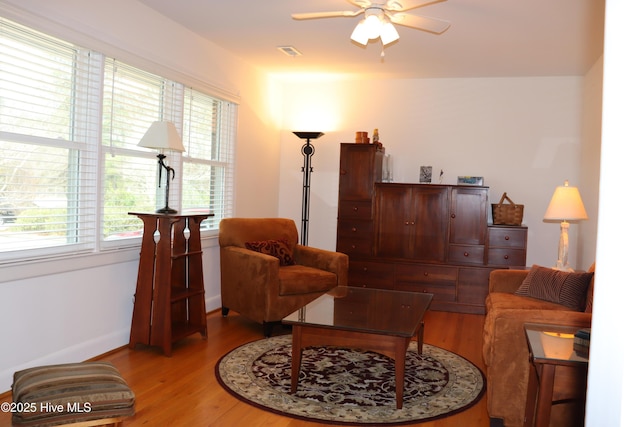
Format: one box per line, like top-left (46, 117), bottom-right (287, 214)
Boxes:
top-left (486, 225), bottom-right (528, 267)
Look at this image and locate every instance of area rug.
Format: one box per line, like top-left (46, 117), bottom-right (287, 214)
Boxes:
top-left (215, 335), bottom-right (485, 425)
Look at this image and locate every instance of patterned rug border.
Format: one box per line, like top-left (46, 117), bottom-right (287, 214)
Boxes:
top-left (215, 335), bottom-right (485, 426)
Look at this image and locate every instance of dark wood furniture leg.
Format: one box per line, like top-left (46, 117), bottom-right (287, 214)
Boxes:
top-left (534, 364), bottom-right (556, 427)
top-left (524, 358), bottom-right (539, 427)
top-left (524, 360), bottom-right (557, 427)
top-left (289, 325), bottom-right (417, 409)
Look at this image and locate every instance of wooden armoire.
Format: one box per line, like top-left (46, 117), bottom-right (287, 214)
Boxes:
top-left (336, 143), bottom-right (527, 314)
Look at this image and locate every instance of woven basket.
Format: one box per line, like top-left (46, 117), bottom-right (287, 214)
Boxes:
top-left (492, 192), bottom-right (524, 226)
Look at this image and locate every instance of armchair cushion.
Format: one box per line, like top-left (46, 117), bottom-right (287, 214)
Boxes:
top-left (245, 239), bottom-right (296, 266)
top-left (279, 265), bottom-right (337, 295)
top-left (515, 265), bottom-right (594, 311)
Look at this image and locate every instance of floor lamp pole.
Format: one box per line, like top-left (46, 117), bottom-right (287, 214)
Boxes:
top-left (293, 132), bottom-right (324, 246)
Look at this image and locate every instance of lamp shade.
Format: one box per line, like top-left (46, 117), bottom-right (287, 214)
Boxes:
top-left (138, 121), bottom-right (185, 152)
top-left (364, 14), bottom-right (383, 40)
top-left (350, 19), bottom-right (369, 45)
top-left (380, 21), bottom-right (400, 45)
top-left (543, 180), bottom-right (588, 221)
top-left (293, 131), bottom-right (324, 140)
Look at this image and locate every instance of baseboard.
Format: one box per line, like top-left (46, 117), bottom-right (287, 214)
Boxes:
top-left (0, 329), bottom-right (129, 393)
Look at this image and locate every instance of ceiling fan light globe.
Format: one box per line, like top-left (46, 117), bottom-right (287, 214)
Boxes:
top-left (351, 20), bottom-right (369, 45)
top-left (364, 14), bottom-right (383, 39)
top-left (380, 22), bottom-right (400, 45)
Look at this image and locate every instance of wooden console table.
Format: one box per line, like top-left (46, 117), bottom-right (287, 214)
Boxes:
top-left (128, 212), bottom-right (211, 356)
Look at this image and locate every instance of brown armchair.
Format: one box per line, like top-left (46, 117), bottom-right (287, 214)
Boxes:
top-left (219, 218), bottom-right (348, 336)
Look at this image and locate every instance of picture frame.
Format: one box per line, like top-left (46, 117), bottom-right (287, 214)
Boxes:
top-left (420, 166), bottom-right (432, 183)
top-left (457, 176), bottom-right (484, 186)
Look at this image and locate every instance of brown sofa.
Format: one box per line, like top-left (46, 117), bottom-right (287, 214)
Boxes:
top-left (482, 264), bottom-right (595, 427)
top-left (219, 218), bottom-right (348, 336)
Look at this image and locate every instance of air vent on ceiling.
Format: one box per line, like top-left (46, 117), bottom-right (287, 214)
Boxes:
top-left (277, 46), bottom-right (302, 57)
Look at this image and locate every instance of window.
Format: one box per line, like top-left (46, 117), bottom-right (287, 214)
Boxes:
top-left (181, 88), bottom-right (236, 230)
top-left (0, 17), bottom-right (236, 261)
top-left (101, 59), bottom-right (181, 243)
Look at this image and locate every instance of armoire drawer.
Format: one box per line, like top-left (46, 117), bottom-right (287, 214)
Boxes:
top-left (348, 260), bottom-right (394, 289)
top-left (337, 219), bottom-right (373, 237)
top-left (338, 200), bottom-right (372, 219)
top-left (487, 248), bottom-right (526, 266)
top-left (488, 226), bottom-right (527, 248)
top-left (337, 237), bottom-right (375, 257)
top-left (448, 245), bottom-right (485, 265)
top-left (394, 263), bottom-right (457, 285)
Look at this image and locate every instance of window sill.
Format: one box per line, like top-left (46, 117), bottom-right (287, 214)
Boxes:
top-left (0, 233), bottom-right (220, 284)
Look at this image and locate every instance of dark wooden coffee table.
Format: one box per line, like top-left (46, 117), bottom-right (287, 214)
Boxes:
top-left (282, 286), bottom-right (433, 409)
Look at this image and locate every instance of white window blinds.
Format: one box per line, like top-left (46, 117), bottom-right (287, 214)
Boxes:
top-left (181, 88), bottom-right (236, 229)
top-left (0, 17), bottom-right (237, 262)
top-left (101, 59), bottom-right (183, 244)
top-left (0, 18), bottom-right (101, 259)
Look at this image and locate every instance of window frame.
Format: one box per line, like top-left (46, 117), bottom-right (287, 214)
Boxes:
top-left (0, 16), bottom-right (237, 268)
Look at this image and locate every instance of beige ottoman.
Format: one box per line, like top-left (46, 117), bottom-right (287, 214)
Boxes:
top-left (11, 362), bottom-right (135, 426)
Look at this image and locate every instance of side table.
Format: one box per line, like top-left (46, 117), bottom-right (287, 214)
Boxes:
top-left (523, 323), bottom-right (589, 427)
top-left (128, 212), bottom-right (212, 356)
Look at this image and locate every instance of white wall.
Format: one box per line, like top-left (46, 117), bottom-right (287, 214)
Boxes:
top-left (586, 1), bottom-right (639, 425)
top-left (579, 56), bottom-right (603, 269)
top-left (0, 0), bottom-right (282, 392)
top-left (276, 75), bottom-right (598, 270)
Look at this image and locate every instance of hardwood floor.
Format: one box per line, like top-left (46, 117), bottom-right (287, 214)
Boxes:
top-left (0, 309), bottom-right (490, 426)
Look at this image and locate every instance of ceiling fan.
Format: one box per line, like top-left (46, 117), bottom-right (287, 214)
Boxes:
top-left (292, 0), bottom-right (451, 47)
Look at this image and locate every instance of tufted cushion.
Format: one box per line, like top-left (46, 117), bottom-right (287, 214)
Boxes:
top-left (245, 239), bottom-right (296, 266)
top-left (12, 362), bottom-right (135, 426)
top-left (515, 265), bottom-right (594, 311)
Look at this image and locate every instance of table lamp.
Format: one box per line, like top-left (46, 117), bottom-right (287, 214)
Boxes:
top-left (543, 180), bottom-right (588, 271)
top-left (138, 121), bottom-right (185, 214)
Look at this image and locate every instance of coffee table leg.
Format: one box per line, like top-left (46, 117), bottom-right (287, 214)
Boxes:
top-left (290, 326), bottom-right (302, 393)
top-left (417, 321), bottom-right (424, 355)
top-left (394, 339), bottom-right (409, 409)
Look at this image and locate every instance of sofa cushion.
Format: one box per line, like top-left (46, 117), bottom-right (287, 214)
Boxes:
top-left (515, 265), bottom-right (594, 311)
top-left (279, 265), bottom-right (336, 296)
top-left (245, 239), bottom-right (296, 266)
top-left (486, 291), bottom-right (570, 315)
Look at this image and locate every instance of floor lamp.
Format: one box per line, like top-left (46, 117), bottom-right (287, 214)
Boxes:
top-left (293, 131), bottom-right (324, 246)
top-left (543, 180), bottom-right (588, 271)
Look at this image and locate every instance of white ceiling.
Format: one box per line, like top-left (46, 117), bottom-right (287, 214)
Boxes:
top-left (138, 0), bottom-right (605, 79)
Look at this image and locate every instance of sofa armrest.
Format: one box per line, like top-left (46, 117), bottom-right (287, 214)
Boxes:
top-left (294, 246), bottom-right (349, 287)
top-left (484, 306), bottom-right (592, 366)
top-left (489, 269), bottom-right (529, 293)
top-left (483, 304), bottom-right (592, 426)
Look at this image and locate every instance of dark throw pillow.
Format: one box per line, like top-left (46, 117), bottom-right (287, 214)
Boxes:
top-left (515, 264), bottom-right (594, 311)
top-left (244, 239), bottom-right (296, 266)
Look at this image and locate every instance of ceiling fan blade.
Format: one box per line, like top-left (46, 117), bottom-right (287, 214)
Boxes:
top-left (389, 12), bottom-right (451, 34)
top-left (385, 0), bottom-right (446, 12)
top-left (292, 10), bottom-right (363, 20)
top-left (346, 0), bottom-right (372, 8)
